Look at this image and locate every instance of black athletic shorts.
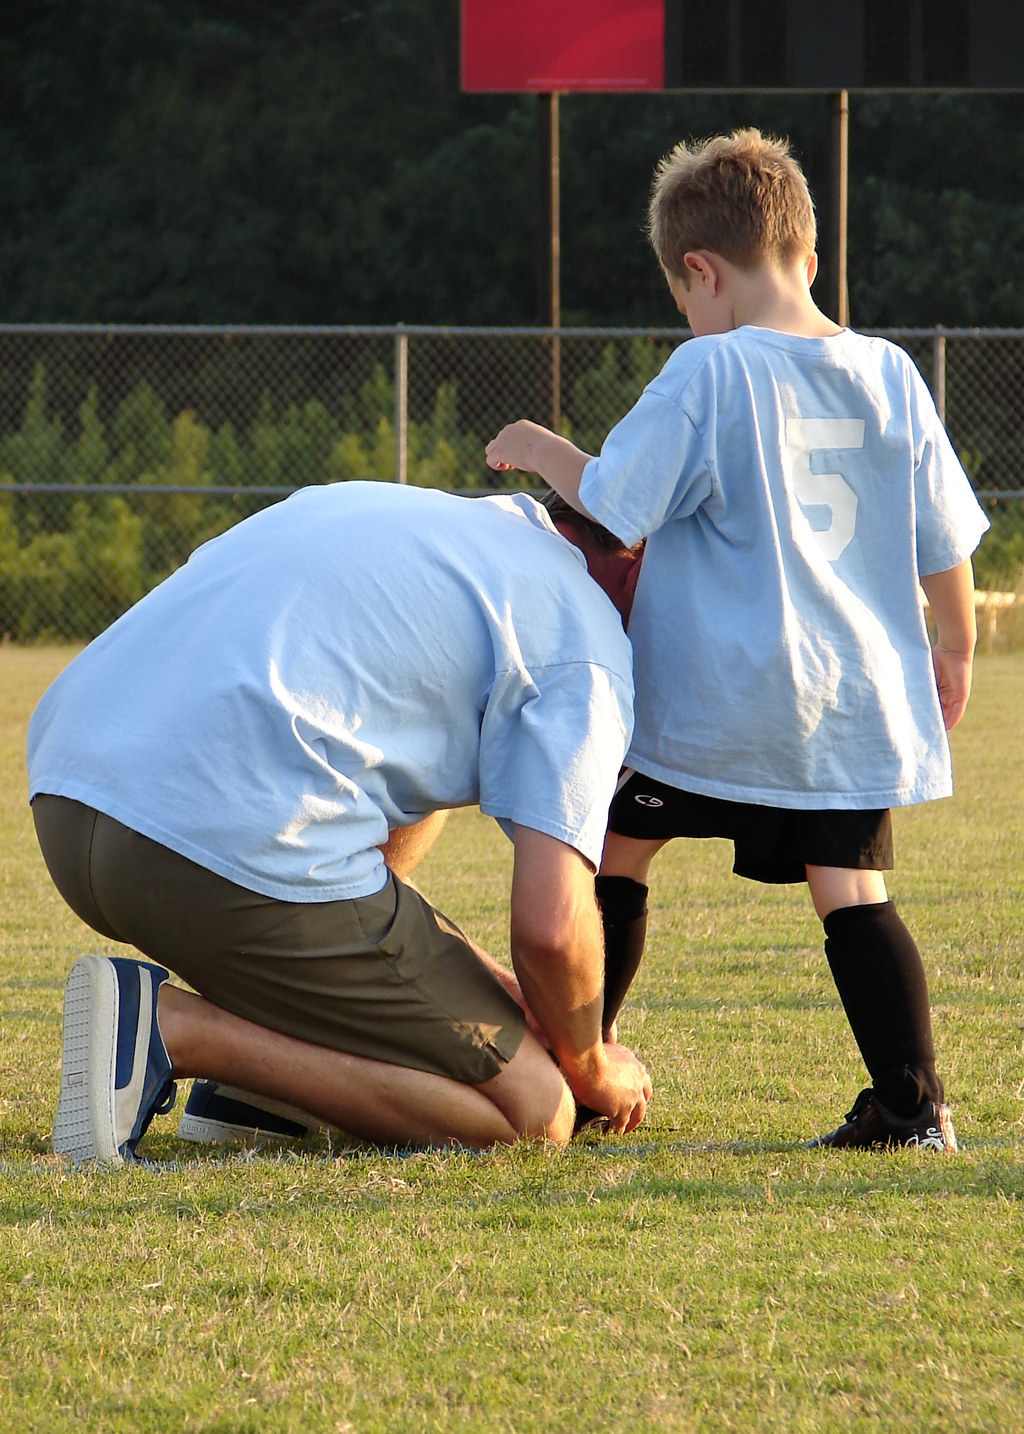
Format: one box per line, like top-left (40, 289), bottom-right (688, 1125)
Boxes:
top-left (608, 770), bottom-right (894, 885)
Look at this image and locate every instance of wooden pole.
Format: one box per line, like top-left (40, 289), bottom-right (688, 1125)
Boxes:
top-left (832, 89), bottom-right (850, 326)
top-left (538, 92), bottom-right (561, 431)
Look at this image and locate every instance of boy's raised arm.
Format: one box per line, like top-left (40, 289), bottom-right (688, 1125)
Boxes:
top-left (486, 419), bottom-right (594, 515)
top-left (920, 558), bottom-right (978, 730)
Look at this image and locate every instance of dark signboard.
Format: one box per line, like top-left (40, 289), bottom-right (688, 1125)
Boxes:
top-left (462, 1), bottom-right (1024, 93)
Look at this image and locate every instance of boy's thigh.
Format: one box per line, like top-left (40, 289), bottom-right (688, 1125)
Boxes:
top-left (608, 771), bottom-right (892, 884)
top-left (34, 795), bottom-right (525, 1086)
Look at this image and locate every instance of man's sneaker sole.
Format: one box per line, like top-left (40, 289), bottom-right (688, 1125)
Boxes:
top-left (52, 955), bottom-right (121, 1163)
top-left (52, 955), bottom-right (175, 1165)
top-left (176, 1081), bottom-right (329, 1147)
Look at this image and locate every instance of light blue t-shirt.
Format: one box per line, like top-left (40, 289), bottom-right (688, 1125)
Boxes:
top-left (27, 483), bottom-right (634, 899)
top-left (579, 326), bottom-right (989, 809)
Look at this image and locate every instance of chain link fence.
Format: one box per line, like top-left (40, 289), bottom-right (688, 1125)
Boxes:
top-left (1, 323), bottom-right (1021, 644)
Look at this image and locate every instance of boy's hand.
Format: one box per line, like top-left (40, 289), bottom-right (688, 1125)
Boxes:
top-left (931, 645), bottom-right (973, 730)
top-left (485, 419), bottom-right (555, 474)
top-left (485, 423), bottom-right (594, 512)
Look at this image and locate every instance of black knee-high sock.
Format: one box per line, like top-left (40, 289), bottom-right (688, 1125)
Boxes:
top-left (822, 900), bottom-right (943, 1116)
top-left (572, 875), bottom-right (650, 1135)
top-left (595, 875), bottom-right (648, 1039)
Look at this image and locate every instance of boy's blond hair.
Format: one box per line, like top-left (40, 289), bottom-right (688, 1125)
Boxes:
top-left (648, 128), bottom-right (817, 280)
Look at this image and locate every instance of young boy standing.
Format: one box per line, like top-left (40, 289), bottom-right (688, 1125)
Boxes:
top-left (486, 129), bottom-right (989, 1151)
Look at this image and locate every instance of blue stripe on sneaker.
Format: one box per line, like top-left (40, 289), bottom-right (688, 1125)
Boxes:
top-left (112, 959), bottom-right (137, 1092)
top-left (109, 958), bottom-right (176, 1159)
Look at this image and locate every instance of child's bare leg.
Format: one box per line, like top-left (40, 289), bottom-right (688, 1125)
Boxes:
top-left (805, 863), bottom-right (888, 919)
top-left (600, 832), bottom-right (667, 883)
top-left (157, 983), bottom-right (574, 1149)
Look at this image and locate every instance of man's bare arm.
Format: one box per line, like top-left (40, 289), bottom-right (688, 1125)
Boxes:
top-left (378, 810), bottom-right (450, 882)
top-left (508, 825), bottom-right (651, 1133)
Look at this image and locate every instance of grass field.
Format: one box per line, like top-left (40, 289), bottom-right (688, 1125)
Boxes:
top-left (2, 645), bottom-right (1023, 1433)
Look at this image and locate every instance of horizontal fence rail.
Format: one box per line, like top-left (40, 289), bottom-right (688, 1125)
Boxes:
top-left (0, 323), bottom-right (1021, 642)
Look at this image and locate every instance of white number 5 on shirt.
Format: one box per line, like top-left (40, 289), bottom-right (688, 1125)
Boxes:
top-left (785, 418), bottom-right (865, 561)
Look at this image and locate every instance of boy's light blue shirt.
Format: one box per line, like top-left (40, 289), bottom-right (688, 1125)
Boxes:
top-left (27, 484), bottom-right (634, 899)
top-left (579, 326), bottom-right (989, 810)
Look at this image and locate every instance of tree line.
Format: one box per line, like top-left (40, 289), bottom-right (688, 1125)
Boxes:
top-left (2, 0), bottom-right (1023, 331)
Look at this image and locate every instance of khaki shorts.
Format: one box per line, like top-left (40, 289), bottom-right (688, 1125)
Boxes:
top-left (32, 795), bottom-right (525, 1085)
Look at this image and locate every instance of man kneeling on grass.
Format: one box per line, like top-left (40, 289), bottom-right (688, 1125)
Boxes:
top-left (26, 482), bottom-right (651, 1163)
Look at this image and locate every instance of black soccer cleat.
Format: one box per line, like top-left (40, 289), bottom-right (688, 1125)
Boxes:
top-left (808, 1087), bottom-right (958, 1152)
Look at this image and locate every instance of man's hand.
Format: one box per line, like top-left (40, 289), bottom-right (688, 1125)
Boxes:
top-left (563, 1041), bottom-right (652, 1135)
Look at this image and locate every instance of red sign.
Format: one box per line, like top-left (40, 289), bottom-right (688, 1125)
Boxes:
top-left (461, 0), bottom-right (665, 92)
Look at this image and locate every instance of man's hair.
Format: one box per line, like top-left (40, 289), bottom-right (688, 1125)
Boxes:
top-left (540, 490), bottom-right (639, 556)
top-left (647, 128), bottom-right (817, 279)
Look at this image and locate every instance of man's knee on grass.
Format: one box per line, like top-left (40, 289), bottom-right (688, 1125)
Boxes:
top-left (479, 1029), bottom-right (577, 1147)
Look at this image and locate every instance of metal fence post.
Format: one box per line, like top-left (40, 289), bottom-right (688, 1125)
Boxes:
top-left (395, 324), bottom-right (408, 483)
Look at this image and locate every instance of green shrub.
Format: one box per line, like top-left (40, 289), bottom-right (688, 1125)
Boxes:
top-left (1, 358), bottom-right (1022, 643)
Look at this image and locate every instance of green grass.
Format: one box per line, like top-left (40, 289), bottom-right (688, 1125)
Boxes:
top-left (2, 645), bottom-right (1023, 1433)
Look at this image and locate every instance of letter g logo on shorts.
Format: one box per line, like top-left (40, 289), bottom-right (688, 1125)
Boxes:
top-left (634, 793), bottom-right (664, 808)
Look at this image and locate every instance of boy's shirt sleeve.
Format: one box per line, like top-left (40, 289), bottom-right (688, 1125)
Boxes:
top-left (908, 365), bottom-right (990, 575)
top-left (579, 348), bottom-right (713, 547)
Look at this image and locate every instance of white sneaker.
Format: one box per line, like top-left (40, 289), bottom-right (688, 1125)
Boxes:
top-left (52, 955), bottom-right (177, 1164)
top-left (176, 1080), bottom-right (329, 1146)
